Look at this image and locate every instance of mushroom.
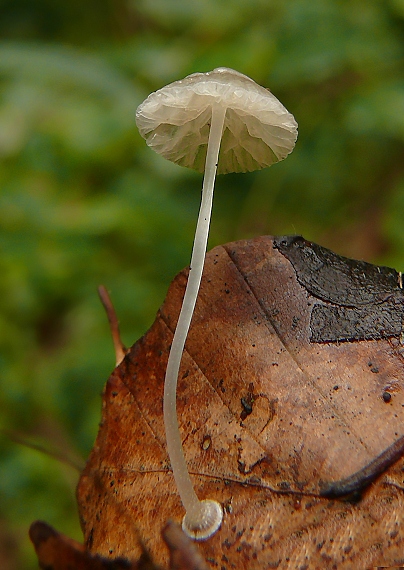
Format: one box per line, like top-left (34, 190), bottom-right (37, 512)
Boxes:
top-left (135, 67), bottom-right (298, 540)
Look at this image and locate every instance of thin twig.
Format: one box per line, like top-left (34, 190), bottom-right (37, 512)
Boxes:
top-left (98, 285), bottom-right (127, 366)
top-left (2, 429), bottom-right (85, 472)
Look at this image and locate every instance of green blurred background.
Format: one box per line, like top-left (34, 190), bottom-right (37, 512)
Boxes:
top-left (1, 0), bottom-right (404, 567)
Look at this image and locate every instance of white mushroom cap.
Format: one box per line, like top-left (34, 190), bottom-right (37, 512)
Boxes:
top-left (136, 67), bottom-right (298, 174)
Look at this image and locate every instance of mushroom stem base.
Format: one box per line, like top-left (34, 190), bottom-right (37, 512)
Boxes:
top-left (182, 499), bottom-right (223, 541)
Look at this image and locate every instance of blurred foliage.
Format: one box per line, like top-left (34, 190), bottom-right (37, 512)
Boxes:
top-left (0, 0), bottom-right (404, 567)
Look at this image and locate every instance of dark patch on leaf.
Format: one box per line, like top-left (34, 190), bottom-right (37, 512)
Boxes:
top-left (274, 235), bottom-right (404, 343)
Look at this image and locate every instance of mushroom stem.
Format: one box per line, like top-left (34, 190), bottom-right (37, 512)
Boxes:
top-left (163, 103), bottom-right (226, 540)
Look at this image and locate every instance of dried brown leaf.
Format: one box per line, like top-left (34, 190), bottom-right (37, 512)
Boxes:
top-left (29, 520), bottom-right (150, 569)
top-left (29, 520), bottom-right (206, 570)
top-left (75, 235), bottom-right (404, 569)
